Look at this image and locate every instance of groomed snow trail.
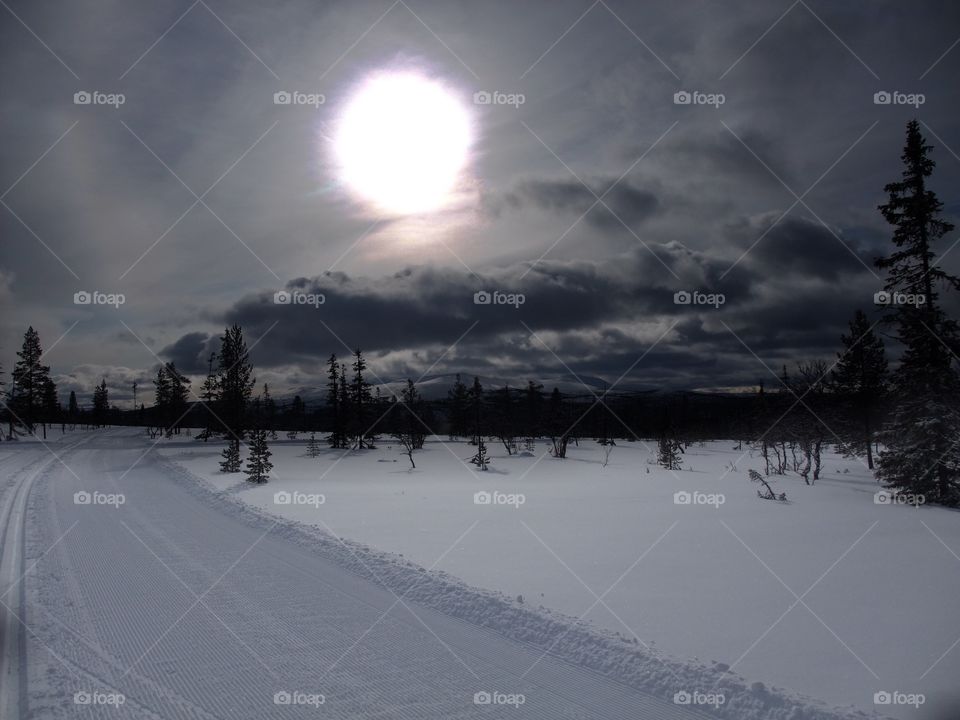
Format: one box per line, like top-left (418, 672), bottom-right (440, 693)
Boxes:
top-left (17, 430), bottom-right (719, 720)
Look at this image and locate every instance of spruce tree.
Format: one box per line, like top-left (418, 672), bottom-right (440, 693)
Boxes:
top-left (262, 383), bottom-right (277, 439)
top-left (468, 376), bottom-right (484, 446)
top-left (10, 326), bottom-right (52, 435)
top-left (215, 325), bottom-right (255, 473)
top-left (350, 349), bottom-right (373, 449)
top-left (338, 362), bottom-right (350, 446)
top-left (306, 431), bottom-right (322, 458)
top-left (68, 391), bottom-right (79, 422)
top-left (325, 354), bottom-right (343, 448)
top-left (153, 366), bottom-right (171, 432)
top-left (547, 387), bottom-right (570, 458)
top-left (41, 377), bottom-right (58, 436)
top-left (244, 428), bottom-right (273, 483)
top-left (198, 352), bottom-right (218, 441)
top-left (832, 309), bottom-right (887, 469)
top-left (92, 380), bottom-right (109, 428)
top-left (165, 362), bottom-right (190, 435)
top-left (875, 121), bottom-right (960, 504)
top-left (447, 374), bottom-right (469, 440)
top-left (657, 433), bottom-right (683, 471)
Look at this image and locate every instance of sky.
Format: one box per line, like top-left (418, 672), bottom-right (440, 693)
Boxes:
top-left (2, 0), bottom-right (960, 404)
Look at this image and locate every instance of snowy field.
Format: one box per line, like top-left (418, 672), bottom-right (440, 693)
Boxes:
top-left (162, 435), bottom-right (960, 720)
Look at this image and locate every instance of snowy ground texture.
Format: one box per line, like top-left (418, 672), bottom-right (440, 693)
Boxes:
top-left (158, 433), bottom-right (960, 720)
top-left (5, 428), bottom-right (958, 719)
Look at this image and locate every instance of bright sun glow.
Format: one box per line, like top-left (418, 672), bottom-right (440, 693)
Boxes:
top-left (334, 71), bottom-right (472, 215)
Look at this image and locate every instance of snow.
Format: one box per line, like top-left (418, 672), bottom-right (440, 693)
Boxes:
top-left (159, 434), bottom-right (960, 719)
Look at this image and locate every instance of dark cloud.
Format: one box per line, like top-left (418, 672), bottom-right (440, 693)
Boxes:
top-left (160, 332), bottom-right (216, 375)
top-left (489, 177), bottom-right (661, 230)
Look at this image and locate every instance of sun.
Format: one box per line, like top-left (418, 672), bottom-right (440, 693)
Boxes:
top-left (333, 71), bottom-right (473, 215)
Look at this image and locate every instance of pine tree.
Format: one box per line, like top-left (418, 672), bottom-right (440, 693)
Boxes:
top-left (657, 432), bottom-right (683, 471)
top-left (197, 352), bottom-right (218, 441)
top-left (9, 326), bottom-right (52, 435)
top-left (349, 349), bottom-right (373, 449)
top-left (289, 394), bottom-right (305, 432)
top-left (325, 354), bottom-right (344, 448)
top-left (165, 362), bottom-right (190, 435)
top-left (244, 428), bottom-right (273, 483)
top-left (67, 390), bottom-right (79, 422)
top-left (41, 377), bottom-right (58, 436)
top-left (469, 436), bottom-right (489, 470)
top-left (306, 431), bottom-right (322, 458)
top-left (494, 384), bottom-right (516, 454)
top-left (447, 374), bottom-right (470, 439)
top-left (220, 439), bottom-right (241, 473)
top-left (338, 362), bottom-right (350, 445)
top-left (262, 383), bottom-right (277, 439)
top-left (215, 325), bottom-right (255, 472)
top-left (524, 380), bottom-right (544, 441)
top-left (875, 121), bottom-right (960, 504)
top-left (92, 379), bottom-right (109, 428)
top-left (832, 309), bottom-right (888, 469)
top-left (468, 376), bottom-right (484, 446)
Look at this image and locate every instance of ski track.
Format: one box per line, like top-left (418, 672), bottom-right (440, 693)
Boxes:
top-left (10, 429), bottom-right (888, 720)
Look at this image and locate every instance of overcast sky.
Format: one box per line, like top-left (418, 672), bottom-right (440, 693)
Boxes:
top-left (2, 0), bottom-right (960, 403)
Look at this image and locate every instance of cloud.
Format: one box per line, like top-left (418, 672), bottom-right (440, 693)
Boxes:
top-left (488, 177), bottom-right (661, 230)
